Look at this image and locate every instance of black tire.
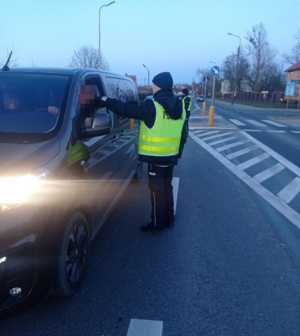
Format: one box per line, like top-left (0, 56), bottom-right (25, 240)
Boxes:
top-left (134, 160), bottom-right (143, 181)
top-left (52, 212), bottom-right (90, 296)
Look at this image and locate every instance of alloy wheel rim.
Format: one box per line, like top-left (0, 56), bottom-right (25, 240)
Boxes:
top-left (66, 223), bottom-right (88, 283)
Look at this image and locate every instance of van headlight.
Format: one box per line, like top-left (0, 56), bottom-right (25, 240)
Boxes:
top-left (0, 174), bottom-right (43, 212)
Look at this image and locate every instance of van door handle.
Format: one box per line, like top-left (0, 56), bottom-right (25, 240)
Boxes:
top-left (120, 130), bottom-right (125, 137)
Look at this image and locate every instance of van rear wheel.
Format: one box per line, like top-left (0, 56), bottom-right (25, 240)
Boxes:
top-left (52, 212), bottom-right (90, 296)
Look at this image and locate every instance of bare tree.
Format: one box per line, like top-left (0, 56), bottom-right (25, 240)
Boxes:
top-left (282, 30), bottom-right (300, 65)
top-left (221, 46), bottom-right (251, 92)
top-left (246, 23), bottom-right (276, 92)
top-left (0, 48), bottom-right (19, 68)
top-left (68, 45), bottom-right (110, 71)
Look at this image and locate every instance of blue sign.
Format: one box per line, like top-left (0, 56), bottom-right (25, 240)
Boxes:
top-left (285, 82), bottom-right (296, 96)
top-left (211, 66), bottom-right (220, 76)
top-left (119, 94), bottom-right (125, 101)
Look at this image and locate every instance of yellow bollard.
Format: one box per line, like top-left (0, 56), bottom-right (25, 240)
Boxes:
top-left (207, 106), bottom-right (215, 126)
top-left (130, 118), bottom-right (134, 131)
top-left (202, 101), bottom-right (206, 115)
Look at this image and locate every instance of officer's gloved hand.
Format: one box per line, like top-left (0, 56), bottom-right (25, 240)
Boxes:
top-left (98, 96), bottom-right (108, 108)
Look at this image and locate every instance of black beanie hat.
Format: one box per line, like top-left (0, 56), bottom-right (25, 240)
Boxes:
top-left (152, 72), bottom-right (173, 90)
top-left (182, 88), bottom-right (189, 95)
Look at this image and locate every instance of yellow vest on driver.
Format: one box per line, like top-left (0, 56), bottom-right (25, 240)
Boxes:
top-left (138, 100), bottom-right (185, 158)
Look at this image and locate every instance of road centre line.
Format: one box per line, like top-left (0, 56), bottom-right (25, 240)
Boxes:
top-left (240, 130), bottom-right (300, 178)
top-left (277, 177), bottom-right (300, 204)
top-left (262, 120), bottom-right (287, 127)
top-left (237, 153), bottom-right (270, 170)
top-left (127, 319), bottom-right (163, 336)
top-left (201, 132), bottom-right (233, 141)
top-left (291, 131), bottom-right (300, 133)
top-left (207, 136), bottom-right (237, 146)
top-left (267, 130), bottom-right (286, 133)
top-left (246, 119), bottom-right (267, 127)
top-left (172, 177), bottom-right (180, 214)
top-left (229, 119), bottom-right (246, 126)
top-left (190, 132), bottom-right (300, 229)
top-left (226, 145), bottom-right (259, 159)
top-left (243, 129), bottom-right (262, 132)
top-left (253, 163), bottom-right (285, 183)
top-left (216, 140), bottom-right (250, 152)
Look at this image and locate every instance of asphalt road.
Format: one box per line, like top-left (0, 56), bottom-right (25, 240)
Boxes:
top-left (205, 99), bottom-right (300, 168)
top-left (2, 102), bottom-right (300, 335)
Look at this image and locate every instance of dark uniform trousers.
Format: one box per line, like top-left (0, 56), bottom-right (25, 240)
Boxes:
top-left (148, 163), bottom-right (175, 229)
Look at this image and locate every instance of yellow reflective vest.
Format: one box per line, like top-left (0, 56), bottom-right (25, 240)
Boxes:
top-left (182, 95), bottom-right (192, 111)
top-left (138, 100), bottom-right (185, 157)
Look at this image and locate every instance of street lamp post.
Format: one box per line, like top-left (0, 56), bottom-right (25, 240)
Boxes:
top-left (143, 64), bottom-right (150, 86)
top-left (209, 61), bottom-right (217, 102)
top-left (99, 2), bottom-right (115, 63)
top-left (228, 32), bottom-right (241, 105)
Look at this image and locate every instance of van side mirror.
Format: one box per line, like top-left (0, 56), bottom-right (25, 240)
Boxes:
top-left (81, 113), bottom-right (111, 138)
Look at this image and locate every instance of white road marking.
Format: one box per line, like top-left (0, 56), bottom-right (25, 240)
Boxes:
top-left (229, 119), bottom-right (246, 126)
top-left (190, 116), bottom-right (223, 119)
top-left (243, 129), bottom-right (262, 132)
top-left (277, 177), bottom-right (300, 204)
top-left (291, 131), bottom-right (300, 134)
top-left (193, 130), bottom-right (206, 134)
top-left (216, 140), bottom-right (250, 152)
top-left (262, 120), bottom-right (287, 127)
top-left (207, 136), bottom-right (237, 146)
top-left (241, 131), bottom-right (300, 177)
top-left (226, 145), bottom-right (259, 160)
top-left (190, 132), bottom-right (300, 229)
top-left (253, 163), bottom-right (285, 183)
top-left (267, 130), bottom-right (286, 133)
top-left (127, 319), bottom-right (163, 336)
top-left (172, 177), bottom-right (180, 214)
top-left (197, 131), bottom-right (221, 136)
top-left (201, 132), bottom-right (233, 141)
top-left (246, 119), bottom-right (268, 127)
top-left (237, 153), bottom-right (270, 170)
top-left (190, 127), bottom-right (236, 130)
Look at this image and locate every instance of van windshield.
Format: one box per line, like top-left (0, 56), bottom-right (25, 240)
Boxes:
top-left (0, 73), bottom-right (70, 136)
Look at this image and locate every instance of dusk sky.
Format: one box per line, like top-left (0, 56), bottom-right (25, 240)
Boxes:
top-left (1, 0), bottom-right (299, 85)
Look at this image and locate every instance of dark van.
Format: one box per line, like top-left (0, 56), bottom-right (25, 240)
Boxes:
top-left (0, 67), bottom-right (142, 318)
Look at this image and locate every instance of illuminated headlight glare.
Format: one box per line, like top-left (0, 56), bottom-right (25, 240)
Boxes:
top-left (0, 175), bottom-right (40, 207)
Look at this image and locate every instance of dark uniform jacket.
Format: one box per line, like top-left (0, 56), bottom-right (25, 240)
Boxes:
top-left (100, 90), bottom-right (186, 165)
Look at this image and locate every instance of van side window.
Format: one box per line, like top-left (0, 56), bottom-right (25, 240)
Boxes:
top-left (124, 80), bottom-right (138, 101)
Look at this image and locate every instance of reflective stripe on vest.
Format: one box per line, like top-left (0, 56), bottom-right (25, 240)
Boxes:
top-left (182, 95), bottom-right (192, 111)
top-left (138, 100), bottom-right (185, 157)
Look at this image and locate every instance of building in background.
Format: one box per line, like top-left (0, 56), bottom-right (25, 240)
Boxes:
top-left (285, 61), bottom-right (300, 101)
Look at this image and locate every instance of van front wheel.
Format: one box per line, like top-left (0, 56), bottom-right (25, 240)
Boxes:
top-left (52, 212), bottom-right (90, 296)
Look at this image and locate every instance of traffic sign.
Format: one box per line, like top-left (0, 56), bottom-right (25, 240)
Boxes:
top-left (285, 82), bottom-right (296, 96)
top-left (211, 66), bottom-right (220, 76)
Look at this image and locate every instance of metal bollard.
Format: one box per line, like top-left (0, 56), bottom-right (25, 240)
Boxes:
top-left (202, 101), bottom-right (206, 115)
top-left (207, 106), bottom-right (215, 126)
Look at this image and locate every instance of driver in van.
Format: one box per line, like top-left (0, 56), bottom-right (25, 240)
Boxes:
top-left (1, 87), bottom-right (60, 116)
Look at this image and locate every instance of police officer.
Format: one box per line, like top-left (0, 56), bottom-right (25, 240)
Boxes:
top-left (98, 72), bottom-right (185, 233)
top-left (182, 88), bottom-right (192, 135)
